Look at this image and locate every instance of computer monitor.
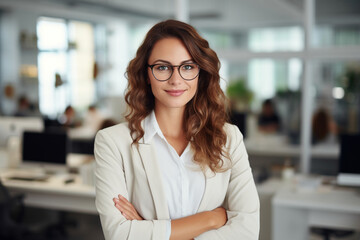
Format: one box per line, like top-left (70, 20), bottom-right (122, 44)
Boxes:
top-left (0, 117), bottom-right (44, 148)
top-left (22, 131), bottom-right (69, 169)
top-left (337, 134), bottom-right (360, 187)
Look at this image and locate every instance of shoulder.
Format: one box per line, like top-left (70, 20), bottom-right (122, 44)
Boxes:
top-left (99, 122), bottom-right (130, 135)
top-left (95, 122), bottom-right (132, 145)
top-left (223, 123), bottom-right (243, 140)
top-left (223, 123), bottom-right (245, 152)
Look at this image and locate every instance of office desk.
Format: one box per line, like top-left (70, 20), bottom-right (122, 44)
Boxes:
top-left (272, 178), bottom-right (360, 240)
top-left (245, 139), bottom-right (340, 159)
top-left (0, 169), bottom-right (97, 214)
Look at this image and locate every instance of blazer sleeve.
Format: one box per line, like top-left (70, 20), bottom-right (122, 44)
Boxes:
top-left (196, 125), bottom-right (260, 240)
top-left (94, 130), bottom-right (168, 240)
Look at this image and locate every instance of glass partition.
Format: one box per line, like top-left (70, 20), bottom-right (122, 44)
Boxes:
top-left (199, 26), bottom-right (304, 52)
top-left (225, 59), bottom-right (303, 178)
top-left (310, 59), bottom-right (360, 175)
top-left (314, 24), bottom-right (360, 48)
top-left (314, 0), bottom-right (360, 48)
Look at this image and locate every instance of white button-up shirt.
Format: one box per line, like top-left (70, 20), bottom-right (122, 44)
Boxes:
top-left (144, 111), bottom-right (205, 239)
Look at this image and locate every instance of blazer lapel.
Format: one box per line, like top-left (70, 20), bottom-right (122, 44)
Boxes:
top-left (136, 143), bottom-right (170, 219)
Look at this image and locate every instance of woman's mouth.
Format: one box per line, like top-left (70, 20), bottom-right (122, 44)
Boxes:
top-left (165, 90), bottom-right (186, 96)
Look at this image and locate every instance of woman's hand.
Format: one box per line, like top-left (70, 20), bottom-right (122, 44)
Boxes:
top-left (113, 194), bottom-right (144, 220)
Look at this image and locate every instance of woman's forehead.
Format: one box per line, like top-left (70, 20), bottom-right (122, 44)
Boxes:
top-left (148, 37), bottom-right (192, 64)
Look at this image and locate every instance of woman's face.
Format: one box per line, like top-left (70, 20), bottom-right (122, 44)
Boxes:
top-left (147, 37), bottom-right (198, 112)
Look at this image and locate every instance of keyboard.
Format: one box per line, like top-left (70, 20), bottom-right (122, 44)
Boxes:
top-left (7, 175), bottom-right (49, 182)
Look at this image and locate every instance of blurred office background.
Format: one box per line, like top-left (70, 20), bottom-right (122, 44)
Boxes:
top-left (0, 0), bottom-right (359, 239)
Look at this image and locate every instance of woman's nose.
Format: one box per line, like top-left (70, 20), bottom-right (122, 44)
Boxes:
top-left (168, 68), bottom-right (183, 85)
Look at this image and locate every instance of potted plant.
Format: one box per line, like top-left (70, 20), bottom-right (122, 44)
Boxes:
top-left (226, 78), bottom-right (253, 138)
top-left (226, 77), bottom-right (253, 112)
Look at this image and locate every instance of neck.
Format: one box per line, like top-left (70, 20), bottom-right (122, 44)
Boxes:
top-left (154, 107), bottom-right (185, 138)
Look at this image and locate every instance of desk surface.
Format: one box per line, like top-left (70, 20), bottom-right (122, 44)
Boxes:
top-left (0, 168), bottom-right (96, 214)
top-left (273, 186), bottom-right (360, 213)
top-left (263, 177), bottom-right (360, 213)
top-left (268, 176), bottom-right (360, 240)
top-left (245, 138), bottom-right (340, 159)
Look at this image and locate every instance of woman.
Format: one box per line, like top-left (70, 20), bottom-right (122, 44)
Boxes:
top-left (312, 107), bottom-right (338, 144)
top-left (94, 19), bottom-right (259, 240)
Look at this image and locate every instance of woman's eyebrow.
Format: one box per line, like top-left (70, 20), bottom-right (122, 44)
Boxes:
top-left (152, 59), bottom-right (194, 65)
top-left (153, 59), bottom-right (171, 64)
top-left (181, 59), bottom-right (195, 64)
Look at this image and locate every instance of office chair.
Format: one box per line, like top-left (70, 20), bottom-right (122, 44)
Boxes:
top-left (0, 178), bottom-right (26, 239)
top-left (0, 179), bottom-right (27, 239)
top-left (0, 179), bottom-right (77, 240)
top-left (0, 179), bottom-right (46, 240)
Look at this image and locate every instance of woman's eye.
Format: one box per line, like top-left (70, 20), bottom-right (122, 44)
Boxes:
top-left (156, 65), bottom-right (169, 71)
top-left (182, 64), bottom-right (194, 70)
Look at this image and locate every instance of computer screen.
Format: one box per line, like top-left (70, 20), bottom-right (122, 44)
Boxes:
top-left (22, 131), bottom-right (68, 166)
top-left (337, 134), bottom-right (360, 186)
top-left (0, 117), bottom-right (44, 147)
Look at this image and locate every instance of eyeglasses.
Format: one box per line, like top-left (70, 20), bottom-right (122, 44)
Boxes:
top-left (148, 63), bottom-right (200, 82)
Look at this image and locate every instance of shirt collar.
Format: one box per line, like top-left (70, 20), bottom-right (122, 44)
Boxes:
top-left (144, 111), bottom-right (166, 144)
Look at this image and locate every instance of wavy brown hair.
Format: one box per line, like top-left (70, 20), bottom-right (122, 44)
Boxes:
top-left (125, 19), bottom-right (229, 172)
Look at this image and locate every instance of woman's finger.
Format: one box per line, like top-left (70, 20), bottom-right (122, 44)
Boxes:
top-left (114, 198), bottom-right (134, 218)
top-left (113, 198), bottom-right (135, 219)
top-left (113, 196), bottom-right (143, 220)
top-left (113, 199), bottom-right (122, 211)
top-left (118, 194), bottom-right (136, 210)
top-left (115, 202), bottom-right (135, 220)
top-left (117, 197), bottom-right (137, 216)
top-left (117, 195), bottom-right (141, 218)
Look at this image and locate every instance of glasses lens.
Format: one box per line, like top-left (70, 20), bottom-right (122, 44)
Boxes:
top-left (152, 64), bottom-right (172, 81)
top-left (179, 63), bottom-right (199, 80)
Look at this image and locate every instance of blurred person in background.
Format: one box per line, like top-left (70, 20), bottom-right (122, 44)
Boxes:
top-left (312, 107), bottom-right (338, 145)
top-left (94, 19), bottom-right (259, 240)
top-left (98, 118), bottom-right (117, 131)
top-left (258, 98), bottom-right (281, 134)
top-left (14, 95), bottom-right (33, 117)
top-left (58, 105), bottom-right (80, 128)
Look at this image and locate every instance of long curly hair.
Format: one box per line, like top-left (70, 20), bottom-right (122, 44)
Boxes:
top-left (125, 19), bottom-right (229, 173)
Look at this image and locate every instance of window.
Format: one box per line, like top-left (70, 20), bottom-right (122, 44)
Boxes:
top-left (37, 17), bottom-right (95, 117)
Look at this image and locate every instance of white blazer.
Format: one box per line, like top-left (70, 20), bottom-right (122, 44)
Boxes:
top-left (94, 122), bottom-right (260, 240)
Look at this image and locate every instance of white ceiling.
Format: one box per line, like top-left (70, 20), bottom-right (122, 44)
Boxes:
top-left (62, 0), bottom-right (360, 31)
top-left (2, 0), bottom-right (360, 32)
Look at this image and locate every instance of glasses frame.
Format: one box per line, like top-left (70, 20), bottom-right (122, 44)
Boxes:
top-left (148, 63), bottom-right (200, 82)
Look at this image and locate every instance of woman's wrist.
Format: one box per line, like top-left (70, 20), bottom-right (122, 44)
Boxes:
top-left (208, 207), bottom-right (227, 229)
top-left (170, 210), bottom-right (222, 240)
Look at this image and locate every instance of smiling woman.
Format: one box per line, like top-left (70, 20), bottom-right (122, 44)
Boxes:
top-left (94, 19), bottom-right (259, 240)
top-left (147, 38), bottom-right (199, 115)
